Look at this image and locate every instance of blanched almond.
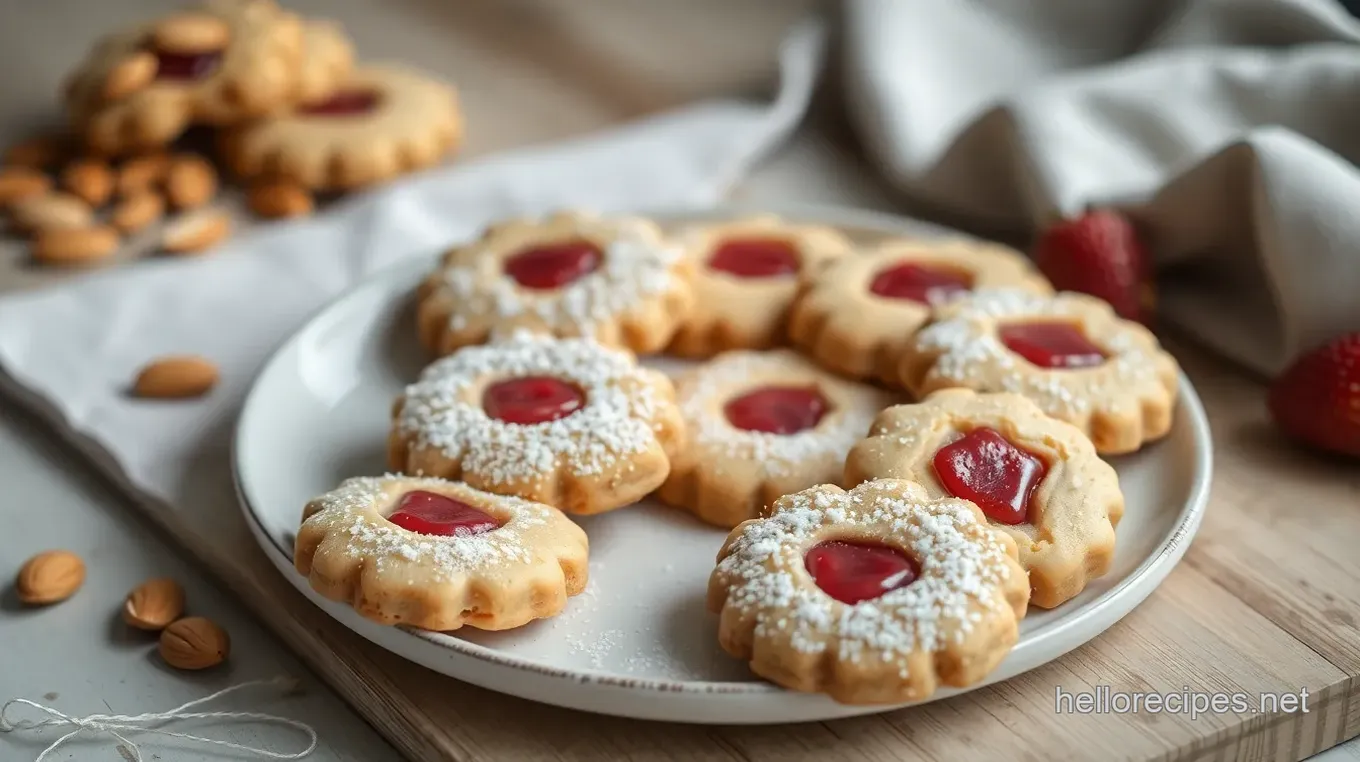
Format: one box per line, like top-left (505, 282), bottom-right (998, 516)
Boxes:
top-left (16, 550), bottom-right (85, 605)
top-left (9, 193), bottom-right (94, 233)
top-left (103, 52), bottom-right (157, 101)
top-left (133, 355), bottom-right (219, 398)
top-left (111, 191), bottom-right (165, 234)
top-left (32, 225), bottom-right (120, 266)
top-left (61, 159), bottom-right (115, 207)
top-left (247, 180), bottom-right (313, 219)
top-left (0, 167), bottom-right (52, 206)
top-left (164, 154), bottom-right (217, 210)
top-left (4, 136), bottom-right (65, 169)
top-left (152, 13), bottom-right (230, 55)
top-left (162, 209), bottom-right (230, 254)
top-left (117, 152), bottom-right (170, 196)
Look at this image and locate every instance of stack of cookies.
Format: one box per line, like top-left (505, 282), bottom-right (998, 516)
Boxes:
top-left (293, 209), bottom-right (1182, 706)
top-left (0, 0), bottom-right (462, 267)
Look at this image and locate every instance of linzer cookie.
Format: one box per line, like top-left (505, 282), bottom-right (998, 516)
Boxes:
top-left (389, 332), bottom-right (684, 515)
top-left (656, 349), bottom-right (895, 528)
top-left (63, 0), bottom-right (311, 155)
top-left (666, 216), bottom-right (850, 357)
top-left (708, 480), bottom-right (1029, 705)
top-left (898, 289), bottom-right (1179, 454)
top-left (788, 238), bottom-right (1051, 385)
top-left (295, 475), bottom-right (588, 631)
top-left (416, 211), bottom-right (694, 356)
top-left (845, 389), bottom-right (1123, 608)
top-left (219, 63), bottom-right (459, 191)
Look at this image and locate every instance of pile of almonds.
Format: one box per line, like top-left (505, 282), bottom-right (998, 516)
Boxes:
top-left (15, 549), bottom-right (231, 670)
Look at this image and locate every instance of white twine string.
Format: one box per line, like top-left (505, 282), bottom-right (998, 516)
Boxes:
top-left (0, 677), bottom-right (317, 762)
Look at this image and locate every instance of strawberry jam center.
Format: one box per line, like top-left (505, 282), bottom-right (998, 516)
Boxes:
top-left (723, 386), bottom-right (828, 435)
top-left (154, 50), bottom-right (223, 81)
top-left (932, 427), bottom-right (1046, 525)
top-left (707, 237), bottom-right (800, 279)
top-left (999, 322), bottom-right (1107, 369)
top-left (387, 490), bottom-right (500, 536)
top-left (504, 241), bottom-right (602, 290)
top-left (301, 89), bottom-right (382, 116)
top-left (804, 541), bottom-right (919, 604)
top-left (483, 376), bottom-right (586, 425)
top-left (869, 262), bottom-right (972, 304)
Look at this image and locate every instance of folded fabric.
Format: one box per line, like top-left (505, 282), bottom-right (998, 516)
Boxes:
top-left (844, 0), bottom-right (1360, 375)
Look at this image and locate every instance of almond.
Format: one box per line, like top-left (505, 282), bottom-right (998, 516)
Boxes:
top-left (61, 159), bottom-right (115, 207)
top-left (247, 180), bottom-right (314, 219)
top-left (159, 616), bottom-right (230, 670)
top-left (9, 192), bottom-right (94, 233)
top-left (123, 577), bottom-right (186, 631)
top-left (117, 152), bottom-right (170, 196)
top-left (110, 191), bottom-right (165, 234)
top-left (4, 136), bottom-right (65, 169)
top-left (164, 154), bottom-right (217, 210)
top-left (162, 209), bottom-right (230, 254)
top-left (0, 167), bottom-right (52, 206)
top-left (32, 225), bottom-right (120, 267)
top-left (16, 550), bottom-right (85, 605)
top-left (103, 52), bottom-right (157, 101)
top-left (132, 355), bottom-right (219, 399)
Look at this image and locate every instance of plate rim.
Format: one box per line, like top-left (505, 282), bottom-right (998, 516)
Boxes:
top-left (232, 201), bottom-right (1215, 699)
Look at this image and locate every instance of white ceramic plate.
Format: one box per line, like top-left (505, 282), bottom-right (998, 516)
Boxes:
top-left (233, 204), bottom-right (1213, 724)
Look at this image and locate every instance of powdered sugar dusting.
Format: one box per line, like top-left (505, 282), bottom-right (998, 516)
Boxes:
top-left (395, 332), bottom-right (666, 485)
top-left (712, 484), bottom-right (1017, 666)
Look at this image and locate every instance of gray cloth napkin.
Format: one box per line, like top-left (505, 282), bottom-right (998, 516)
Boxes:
top-left (844, 0), bottom-right (1360, 375)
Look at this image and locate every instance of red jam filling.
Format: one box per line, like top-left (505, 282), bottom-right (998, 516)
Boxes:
top-left (301, 89), bottom-right (382, 116)
top-left (932, 427), bottom-right (1046, 525)
top-left (723, 386), bottom-right (828, 435)
top-left (387, 490), bottom-right (500, 536)
top-left (483, 376), bottom-right (586, 425)
top-left (504, 241), bottom-right (602, 290)
top-left (707, 237), bottom-right (800, 279)
top-left (153, 50), bottom-right (223, 81)
top-left (998, 322), bottom-right (1107, 369)
top-left (804, 541), bottom-right (919, 604)
top-left (868, 262), bottom-right (972, 304)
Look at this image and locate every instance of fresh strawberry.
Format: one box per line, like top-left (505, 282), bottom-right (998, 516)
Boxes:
top-left (1034, 208), bottom-right (1152, 323)
top-left (1268, 333), bottom-right (1360, 458)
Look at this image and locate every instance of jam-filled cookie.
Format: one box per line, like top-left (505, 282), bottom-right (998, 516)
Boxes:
top-left (708, 480), bottom-right (1029, 705)
top-left (295, 475), bottom-right (588, 631)
top-left (389, 331), bottom-right (684, 515)
top-left (416, 211), bottom-right (694, 356)
top-left (64, 0), bottom-right (312, 155)
top-left (898, 289), bottom-right (1179, 454)
top-left (656, 349), bottom-right (895, 528)
top-left (665, 216), bottom-right (850, 357)
top-left (788, 238), bottom-right (1051, 385)
top-left (219, 63), bottom-right (460, 190)
top-left (290, 19), bottom-right (355, 105)
top-left (845, 389), bottom-right (1123, 608)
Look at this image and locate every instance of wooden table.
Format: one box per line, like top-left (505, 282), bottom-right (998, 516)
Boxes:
top-left (3, 2), bottom-right (1358, 760)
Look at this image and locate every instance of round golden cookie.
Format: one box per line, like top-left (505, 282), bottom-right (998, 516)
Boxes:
top-left (656, 349), bottom-right (897, 528)
top-left (708, 480), bottom-right (1030, 705)
top-left (295, 475), bottom-right (588, 632)
top-left (788, 238), bottom-right (1051, 386)
top-left (416, 211), bottom-right (695, 357)
top-left (389, 331), bottom-right (685, 515)
top-left (64, 0), bottom-right (312, 156)
top-left (898, 289), bottom-right (1179, 454)
top-left (844, 389), bottom-right (1123, 608)
top-left (665, 216), bottom-right (850, 357)
top-left (291, 19), bottom-right (355, 105)
top-left (218, 63), bottom-right (461, 191)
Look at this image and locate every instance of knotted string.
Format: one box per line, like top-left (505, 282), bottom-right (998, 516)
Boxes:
top-left (0, 677), bottom-right (317, 761)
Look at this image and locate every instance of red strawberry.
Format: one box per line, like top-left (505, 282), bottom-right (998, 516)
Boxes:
top-left (1268, 333), bottom-right (1360, 458)
top-left (1034, 208), bottom-right (1152, 323)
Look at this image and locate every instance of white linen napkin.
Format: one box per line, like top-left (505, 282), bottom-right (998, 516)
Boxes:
top-left (844, 0), bottom-right (1360, 375)
top-left (0, 20), bottom-right (823, 530)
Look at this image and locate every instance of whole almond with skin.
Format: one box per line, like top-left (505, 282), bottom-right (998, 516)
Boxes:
top-left (133, 355), bottom-right (219, 398)
top-left (117, 152), bottom-right (170, 196)
top-left (159, 616), bottom-right (230, 670)
top-left (16, 550), bottom-right (85, 605)
top-left (4, 136), bottom-right (65, 169)
top-left (61, 159), bottom-right (115, 207)
top-left (164, 154), bottom-right (217, 210)
top-left (248, 180), bottom-right (313, 219)
top-left (152, 13), bottom-right (231, 55)
top-left (162, 209), bottom-right (230, 254)
top-left (32, 225), bottom-right (120, 266)
top-left (103, 52), bottom-right (157, 101)
top-left (111, 191), bottom-right (165, 234)
top-left (10, 193), bottom-right (94, 233)
top-left (0, 167), bottom-right (52, 206)
top-left (123, 577), bottom-right (186, 630)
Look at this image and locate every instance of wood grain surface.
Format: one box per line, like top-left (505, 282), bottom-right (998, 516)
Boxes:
top-left (2, 2), bottom-right (1358, 761)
